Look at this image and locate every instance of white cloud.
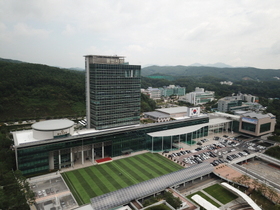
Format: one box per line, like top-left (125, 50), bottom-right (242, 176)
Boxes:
top-left (13, 23), bottom-right (50, 38)
top-left (62, 24), bottom-right (76, 35)
top-left (0, 0), bottom-right (280, 69)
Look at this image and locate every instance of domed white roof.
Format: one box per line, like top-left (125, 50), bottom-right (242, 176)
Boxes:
top-left (31, 119), bottom-right (74, 131)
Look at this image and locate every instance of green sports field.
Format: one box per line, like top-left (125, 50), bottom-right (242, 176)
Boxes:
top-left (62, 152), bottom-right (183, 205)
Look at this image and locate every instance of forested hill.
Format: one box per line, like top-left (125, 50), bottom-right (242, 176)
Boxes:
top-left (0, 59), bottom-right (155, 122)
top-left (142, 65), bottom-right (280, 81)
top-left (0, 60), bottom-right (85, 121)
top-left (1, 58), bottom-right (280, 122)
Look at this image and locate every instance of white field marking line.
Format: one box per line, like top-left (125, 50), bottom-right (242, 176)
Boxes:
top-left (62, 173), bottom-right (84, 205)
top-left (112, 161), bottom-right (139, 184)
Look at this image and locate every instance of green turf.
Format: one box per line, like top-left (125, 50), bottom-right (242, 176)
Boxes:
top-left (62, 152), bottom-right (183, 205)
top-left (187, 191), bottom-right (221, 207)
top-left (203, 184), bottom-right (238, 204)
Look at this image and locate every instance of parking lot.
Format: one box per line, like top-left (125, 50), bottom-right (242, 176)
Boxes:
top-left (29, 172), bottom-right (78, 210)
top-left (164, 134), bottom-right (272, 168)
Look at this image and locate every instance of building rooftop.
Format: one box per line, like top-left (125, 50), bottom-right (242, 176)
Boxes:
top-left (211, 112), bottom-right (241, 121)
top-left (84, 55), bottom-right (125, 58)
top-left (90, 163), bottom-right (213, 210)
top-left (148, 118), bottom-right (232, 137)
top-left (156, 107), bottom-right (187, 114)
top-left (242, 112), bottom-right (275, 119)
top-left (13, 117), bottom-right (210, 148)
top-left (144, 111), bottom-right (170, 118)
top-left (31, 119), bottom-right (74, 131)
top-left (13, 124), bottom-right (141, 146)
top-left (84, 55), bottom-right (126, 65)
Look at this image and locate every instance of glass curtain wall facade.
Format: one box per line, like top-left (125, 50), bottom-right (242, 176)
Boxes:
top-left (149, 127), bottom-right (209, 152)
top-left (16, 117), bottom-right (209, 176)
top-left (89, 63), bottom-right (141, 130)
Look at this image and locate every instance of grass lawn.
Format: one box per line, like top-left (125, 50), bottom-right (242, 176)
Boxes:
top-left (203, 184), bottom-right (238, 204)
top-left (187, 191), bottom-right (221, 207)
top-left (62, 152), bottom-right (183, 205)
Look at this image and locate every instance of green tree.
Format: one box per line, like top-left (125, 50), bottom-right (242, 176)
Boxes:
top-left (0, 129), bottom-right (35, 210)
top-left (141, 93), bottom-right (156, 112)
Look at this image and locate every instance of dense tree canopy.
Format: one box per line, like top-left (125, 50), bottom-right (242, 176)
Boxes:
top-left (0, 130), bottom-right (35, 210)
top-left (141, 93), bottom-right (156, 112)
top-left (0, 60), bottom-right (85, 121)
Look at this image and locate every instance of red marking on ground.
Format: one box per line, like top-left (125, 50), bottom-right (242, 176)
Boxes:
top-left (96, 157), bottom-right (112, 164)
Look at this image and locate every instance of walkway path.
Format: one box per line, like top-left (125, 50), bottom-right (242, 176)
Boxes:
top-left (200, 189), bottom-right (223, 207)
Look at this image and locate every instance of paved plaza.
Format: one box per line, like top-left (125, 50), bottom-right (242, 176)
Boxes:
top-left (29, 172), bottom-right (78, 210)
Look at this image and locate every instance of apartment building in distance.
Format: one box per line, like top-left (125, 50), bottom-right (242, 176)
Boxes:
top-left (141, 85), bottom-right (186, 99)
top-left (141, 87), bottom-right (161, 99)
top-left (217, 93), bottom-right (259, 113)
top-left (180, 87), bottom-right (215, 105)
top-left (160, 85), bottom-right (185, 97)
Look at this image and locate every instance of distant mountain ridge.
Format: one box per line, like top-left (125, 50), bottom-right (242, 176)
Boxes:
top-left (66, 67), bottom-right (84, 71)
top-left (142, 65), bottom-right (280, 81)
top-left (1, 57), bottom-right (280, 81)
top-left (0, 57), bottom-right (85, 71)
top-left (189, 62), bottom-right (233, 68)
top-left (0, 57), bottom-right (24, 64)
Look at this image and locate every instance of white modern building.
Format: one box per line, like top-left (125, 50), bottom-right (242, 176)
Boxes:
top-left (142, 85), bottom-right (186, 99)
top-left (220, 81), bottom-right (233, 85)
top-left (143, 106), bottom-right (202, 122)
top-left (242, 94), bottom-right (259, 103)
top-left (217, 93), bottom-right (259, 112)
top-left (141, 87), bottom-right (161, 99)
top-left (180, 87), bottom-right (215, 105)
top-left (159, 85), bottom-right (186, 97)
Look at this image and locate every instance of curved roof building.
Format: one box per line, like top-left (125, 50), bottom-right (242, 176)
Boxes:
top-left (32, 119), bottom-right (75, 140)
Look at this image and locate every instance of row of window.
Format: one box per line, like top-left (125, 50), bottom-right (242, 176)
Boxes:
top-left (91, 90), bottom-right (140, 95)
top-left (91, 85), bottom-right (141, 89)
top-left (19, 158), bottom-right (48, 169)
top-left (92, 95), bottom-right (139, 100)
top-left (91, 113), bottom-right (140, 120)
top-left (90, 103), bottom-right (140, 111)
top-left (91, 63), bottom-right (141, 70)
top-left (95, 121), bottom-right (139, 130)
top-left (90, 74), bottom-right (140, 78)
top-left (21, 166), bottom-right (49, 175)
top-left (92, 117), bottom-right (139, 125)
top-left (91, 109), bottom-right (140, 115)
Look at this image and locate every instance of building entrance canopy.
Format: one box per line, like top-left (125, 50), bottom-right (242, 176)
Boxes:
top-left (147, 118), bottom-right (232, 137)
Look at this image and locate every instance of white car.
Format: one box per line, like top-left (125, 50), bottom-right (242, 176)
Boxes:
top-left (38, 190), bottom-right (42, 196)
top-left (42, 189), bottom-right (47, 196)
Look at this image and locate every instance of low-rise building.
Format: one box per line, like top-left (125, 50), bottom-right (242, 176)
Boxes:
top-left (141, 87), bottom-right (161, 99)
top-left (239, 112), bottom-right (276, 136)
top-left (180, 87), bottom-right (215, 105)
top-left (142, 85), bottom-right (185, 99)
top-left (159, 85), bottom-right (186, 97)
top-left (220, 81), bottom-right (233, 85)
top-left (217, 93), bottom-right (260, 112)
top-left (143, 107), bottom-right (201, 122)
top-left (241, 94), bottom-right (259, 103)
top-left (143, 112), bottom-right (170, 122)
top-left (217, 96), bottom-right (243, 112)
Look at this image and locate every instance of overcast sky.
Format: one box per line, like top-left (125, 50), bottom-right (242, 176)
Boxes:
top-left (1, 0), bottom-right (280, 69)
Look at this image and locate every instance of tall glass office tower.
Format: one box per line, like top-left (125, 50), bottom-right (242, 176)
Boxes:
top-left (85, 55), bottom-right (141, 130)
